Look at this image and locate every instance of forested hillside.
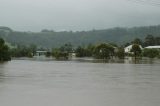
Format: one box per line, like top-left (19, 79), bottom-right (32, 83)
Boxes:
top-left (0, 25), bottom-right (160, 48)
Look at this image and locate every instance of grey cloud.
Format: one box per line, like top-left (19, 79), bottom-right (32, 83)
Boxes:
top-left (0, 0), bottom-right (160, 31)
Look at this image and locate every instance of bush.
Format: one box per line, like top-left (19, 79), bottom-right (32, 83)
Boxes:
top-left (142, 48), bottom-right (159, 58)
top-left (116, 48), bottom-right (125, 59)
top-left (93, 43), bottom-right (114, 59)
top-left (52, 48), bottom-right (68, 60)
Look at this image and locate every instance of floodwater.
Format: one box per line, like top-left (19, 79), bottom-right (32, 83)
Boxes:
top-left (0, 59), bottom-right (160, 106)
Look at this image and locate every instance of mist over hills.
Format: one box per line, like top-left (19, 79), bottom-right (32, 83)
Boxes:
top-left (0, 25), bottom-right (160, 48)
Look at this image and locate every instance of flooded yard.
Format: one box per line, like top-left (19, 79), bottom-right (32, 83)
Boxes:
top-left (0, 59), bottom-right (160, 106)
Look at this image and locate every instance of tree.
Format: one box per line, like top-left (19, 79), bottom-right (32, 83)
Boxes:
top-left (93, 43), bottom-right (114, 59)
top-left (144, 35), bottom-right (155, 46)
top-left (132, 38), bottom-right (143, 45)
top-left (130, 44), bottom-right (142, 59)
top-left (0, 38), bottom-right (11, 61)
top-left (10, 45), bottom-right (34, 58)
top-left (123, 43), bottom-right (130, 48)
top-left (85, 44), bottom-right (95, 57)
top-left (75, 45), bottom-right (95, 57)
top-left (53, 43), bottom-right (73, 59)
top-left (45, 51), bottom-right (52, 57)
top-left (75, 46), bottom-right (86, 57)
top-left (29, 44), bottom-right (37, 56)
top-left (116, 47), bottom-right (125, 59)
top-left (155, 37), bottom-right (160, 45)
top-left (60, 43), bottom-right (73, 53)
top-left (52, 48), bottom-right (68, 60)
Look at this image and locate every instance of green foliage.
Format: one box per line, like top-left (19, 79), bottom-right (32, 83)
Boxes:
top-left (116, 47), bottom-right (125, 59)
top-left (155, 37), bottom-right (160, 45)
top-left (52, 48), bottom-right (68, 60)
top-left (124, 42), bottom-right (131, 48)
top-left (52, 43), bottom-right (72, 59)
top-left (131, 44), bottom-right (142, 58)
top-left (144, 35), bottom-right (155, 46)
top-left (59, 43), bottom-right (73, 53)
top-left (0, 26), bottom-right (12, 32)
top-left (142, 49), bottom-right (159, 58)
top-left (1, 25), bottom-right (160, 48)
top-left (45, 51), bottom-right (52, 57)
top-left (109, 43), bottom-right (118, 47)
top-left (93, 43), bottom-right (114, 59)
top-left (0, 38), bottom-right (5, 45)
top-left (29, 44), bottom-right (37, 56)
top-left (75, 46), bottom-right (86, 57)
top-left (86, 44), bottom-right (95, 57)
top-left (0, 38), bottom-right (11, 61)
top-left (132, 38), bottom-right (143, 45)
top-left (10, 45), bottom-right (35, 58)
top-left (1, 26), bottom-right (160, 60)
top-left (75, 44), bottom-right (94, 57)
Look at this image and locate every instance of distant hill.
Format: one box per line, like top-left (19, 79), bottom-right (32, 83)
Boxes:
top-left (0, 26), bottom-right (12, 31)
top-left (0, 25), bottom-right (160, 48)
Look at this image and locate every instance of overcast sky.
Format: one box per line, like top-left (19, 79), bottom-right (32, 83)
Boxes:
top-left (0, 0), bottom-right (160, 31)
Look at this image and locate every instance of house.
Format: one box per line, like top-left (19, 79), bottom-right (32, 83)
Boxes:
top-left (36, 51), bottom-right (47, 56)
top-left (125, 44), bottom-right (143, 53)
top-left (68, 52), bottom-right (76, 58)
top-left (145, 46), bottom-right (160, 49)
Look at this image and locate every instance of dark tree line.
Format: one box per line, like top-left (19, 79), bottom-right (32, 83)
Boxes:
top-left (1, 25), bottom-right (160, 48)
top-left (75, 44), bottom-right (94, 57)
top-left (10, 44), bottom-right (37, 58)
top-left (75, 43), bottom-right (125, 59)
top-left (0, 38), bottom-right (11, 61)
top-left (128, 35), bottom-right (160, 47)
top-left (143, 35), bottom-right (160, 46)
top-left (1, 33), bottom-right (160, 61)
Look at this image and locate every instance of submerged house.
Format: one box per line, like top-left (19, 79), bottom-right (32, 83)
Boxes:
top-left (145, 46), bottom-right (160, 50)
top-left (125, 44), bottom-right (143, 53)
top-left (36, 51), bottom-right (47, 56)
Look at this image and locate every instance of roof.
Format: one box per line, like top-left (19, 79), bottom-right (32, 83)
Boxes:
top-left (145, 46), bottom-right (160, 49)
top-left (36, 51), bottom-right (47, 53)
top-left (125, 45), bottom-right (132, 49)
top-left (125, 44), bottom-right (143, 49)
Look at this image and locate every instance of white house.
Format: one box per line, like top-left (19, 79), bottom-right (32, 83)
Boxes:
top-left (125, 44), bottom-right (143, 53)
top-left (145, 46), bottom-right (160, 49)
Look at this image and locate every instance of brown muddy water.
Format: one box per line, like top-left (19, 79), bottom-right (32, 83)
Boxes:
top-left (0, 59), bottom-right (160, 106)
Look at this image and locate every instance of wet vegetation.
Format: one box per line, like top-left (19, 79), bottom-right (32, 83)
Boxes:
top-left (1, 25), bottom-right (160, 48)
top-left (1, 27), bottom-right (160, 61)
top-left (0, 38), bottom-right (11, 61)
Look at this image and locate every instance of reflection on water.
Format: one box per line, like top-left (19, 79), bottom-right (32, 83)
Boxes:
top-left (0, 59), bottom-right (160, 106)
top-left (13, 57), bottom-right (160, 64)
